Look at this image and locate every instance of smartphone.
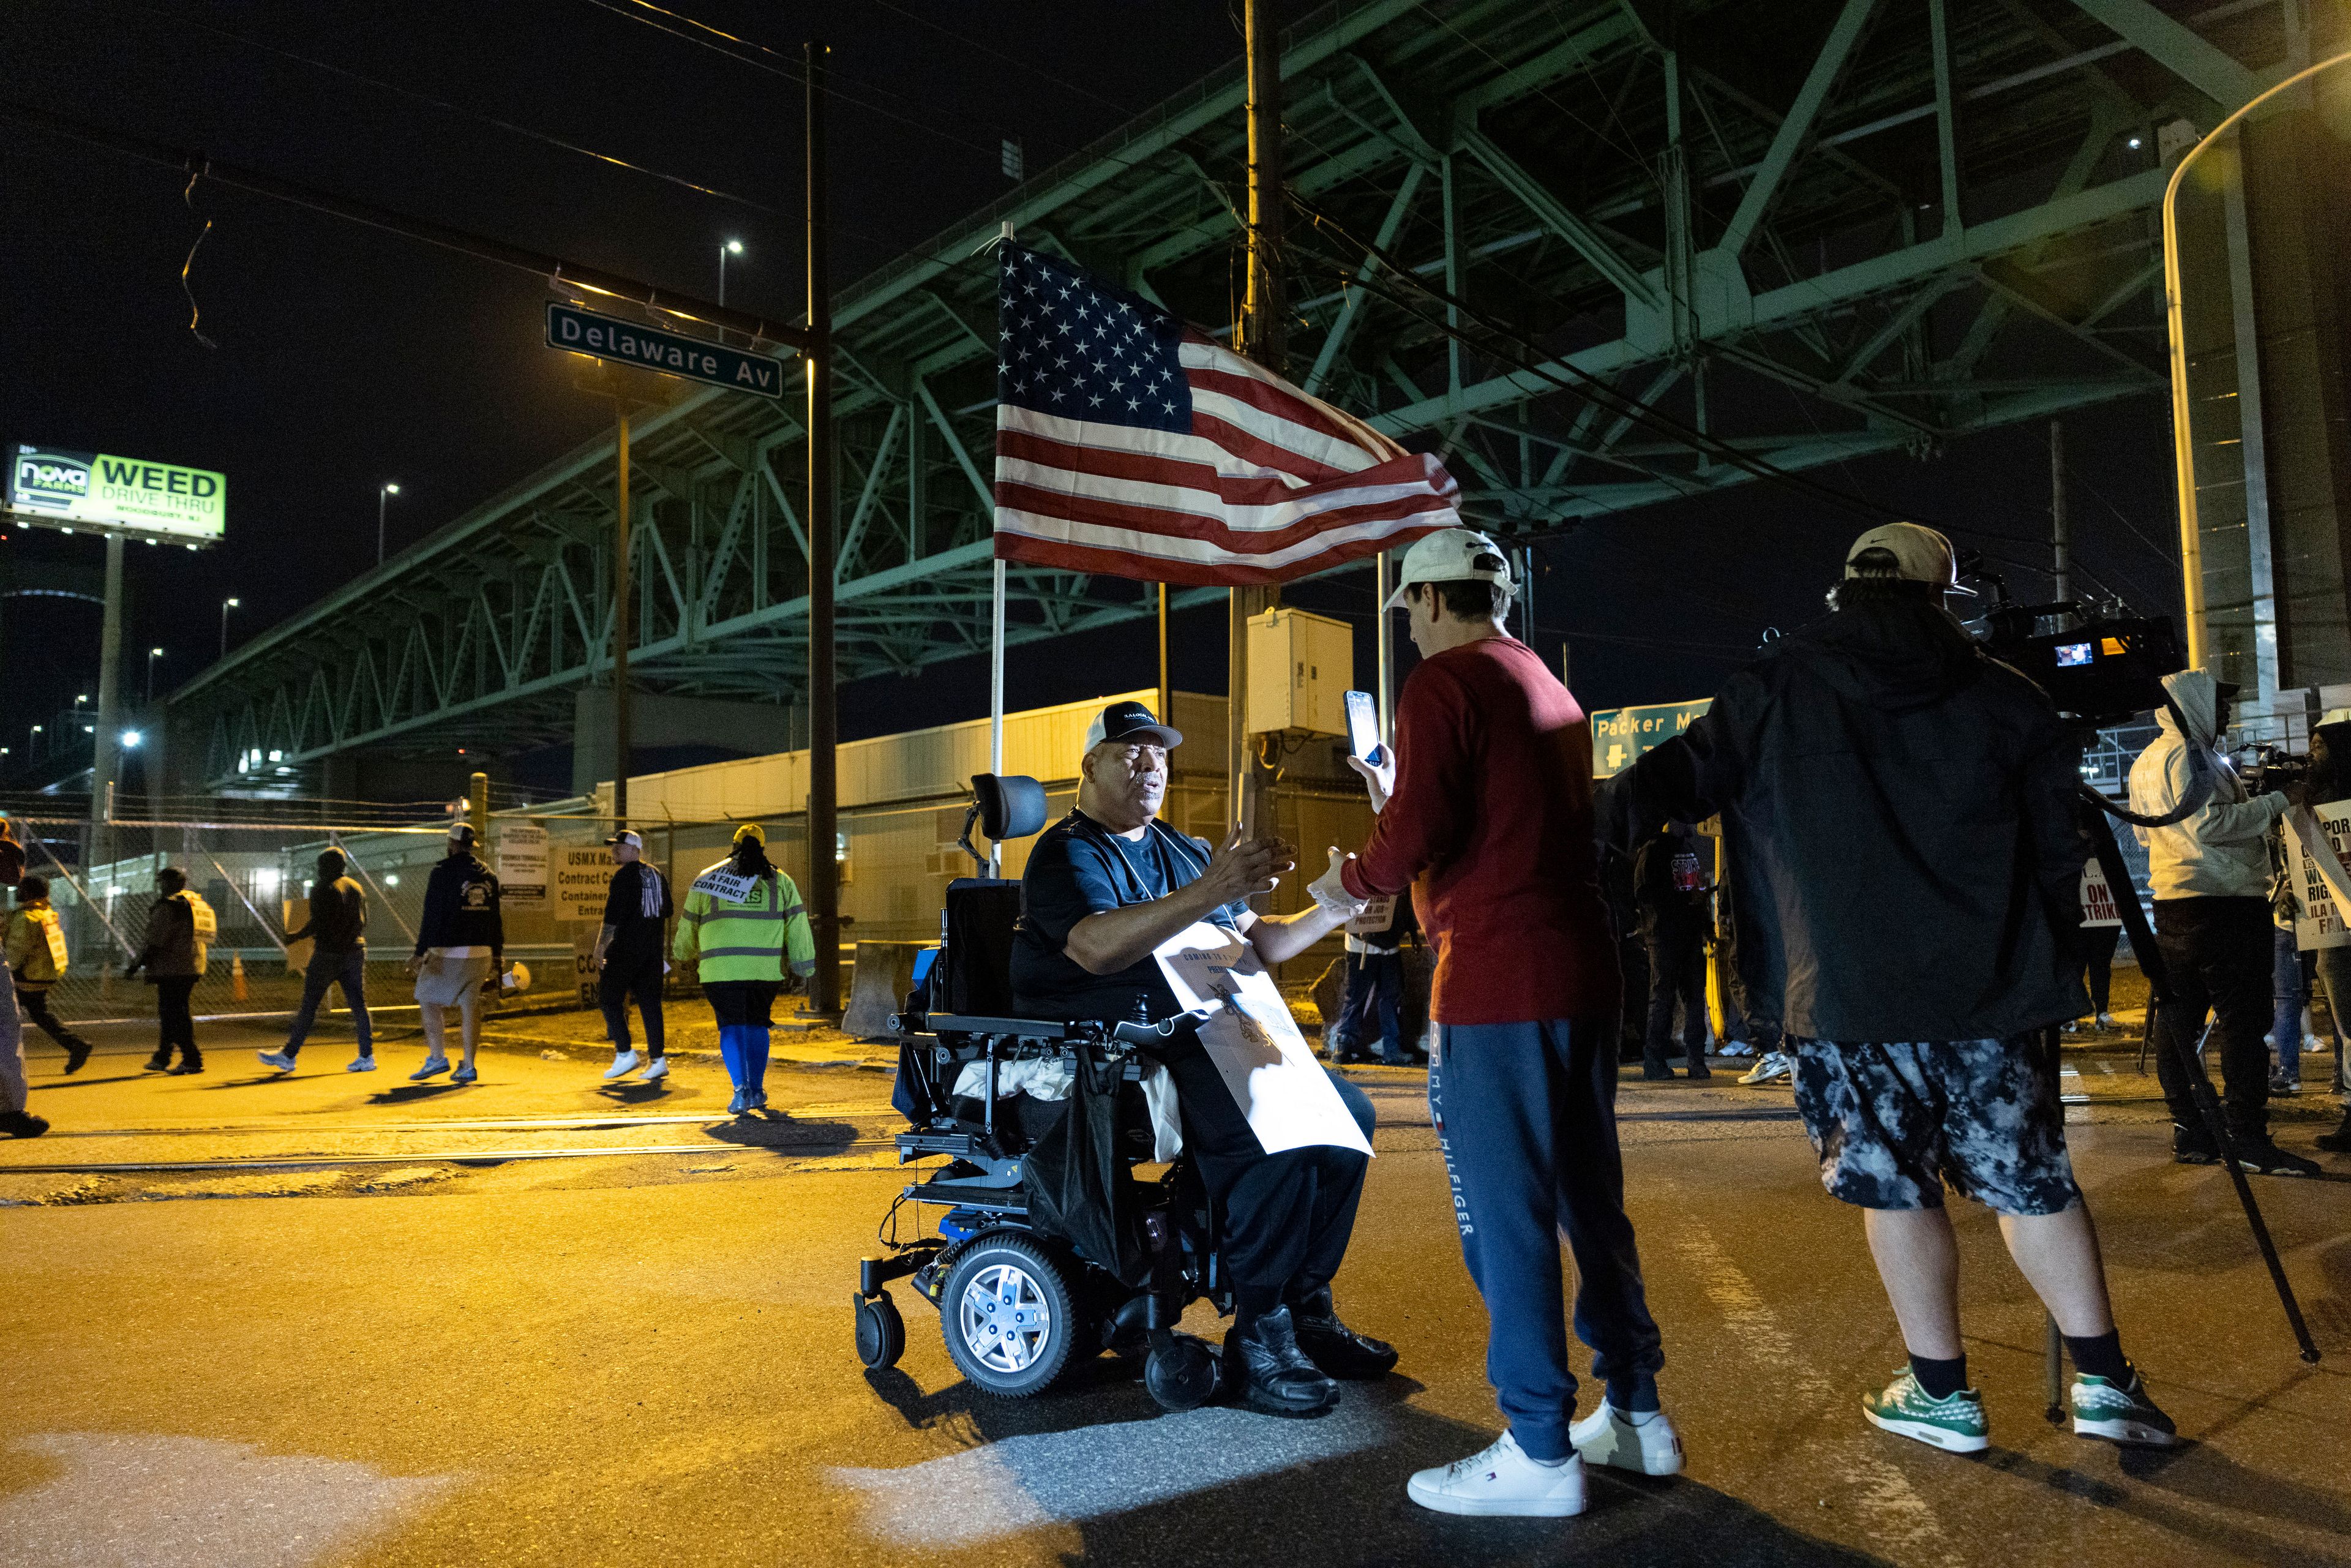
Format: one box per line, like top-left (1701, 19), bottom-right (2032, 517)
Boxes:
top-left (1344, 689), bottom-right (1382, 762)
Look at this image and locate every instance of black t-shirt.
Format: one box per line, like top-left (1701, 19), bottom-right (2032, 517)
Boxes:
top-left (1010, 811), bottom-right (1246, 1022)
top-left (601, 861), bottom-right (673, 966)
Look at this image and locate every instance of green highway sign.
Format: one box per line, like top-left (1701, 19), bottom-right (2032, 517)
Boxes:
top-left (1591, 697), bottom-right (1711, 778)
top-left (6, 445), bottom-right (225, 544)
top-left (546, 303), bottom-right (790, 400)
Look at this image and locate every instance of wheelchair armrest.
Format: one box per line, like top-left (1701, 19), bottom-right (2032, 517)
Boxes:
top-left (923, 1013), bottom-right (1076, 1040)
top-left (1110, 1010), bottom-right (1212, 1046)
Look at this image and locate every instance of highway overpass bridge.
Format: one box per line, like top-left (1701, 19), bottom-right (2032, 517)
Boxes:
top-left (163, 0), bottom-right (2312, 792)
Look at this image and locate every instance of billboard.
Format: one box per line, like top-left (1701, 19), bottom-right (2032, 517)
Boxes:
top-left (7, 445), bottom-right (226, 543)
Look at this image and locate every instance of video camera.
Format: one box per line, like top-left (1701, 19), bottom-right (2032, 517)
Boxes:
top-left (1971, 599), bottom-right (2184, 726)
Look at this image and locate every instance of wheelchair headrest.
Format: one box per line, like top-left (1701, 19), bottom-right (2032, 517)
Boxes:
top-left (973, 774), bottom-right (1048, 842)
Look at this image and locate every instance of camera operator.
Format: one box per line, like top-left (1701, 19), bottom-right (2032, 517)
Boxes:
top-left (2126, 671), bottom-right (2319, 1176)
top-left (1605, 523), bottom-right (2177, 1455)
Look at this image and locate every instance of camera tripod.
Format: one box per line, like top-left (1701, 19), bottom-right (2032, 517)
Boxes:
top-left (2036, 798), bottom-right (2323, 1419)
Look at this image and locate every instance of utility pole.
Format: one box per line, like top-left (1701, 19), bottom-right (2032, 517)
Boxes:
top-left (1232, 0), bottom-right (1284, 839)
top-left (2050, 419), bottom-right (2072, 611)
top-left (806, 39), bottom-right (841, 1017)
top-left (88, 535), bottom-right (124, 912)
top-left (613, 408), bottom-right (632, 826)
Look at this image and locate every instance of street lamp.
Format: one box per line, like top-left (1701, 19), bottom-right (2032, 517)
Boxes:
top-left (120, 730), bottom-right (141, 748)
top-left (220, 596), bottom-right (241, 659)
top-left (28, 724), bottom-right (42, 758)
top-left (72, 693), bottom-right (88, 713)
top-left (147, 646), bottom-right (164, 704)
top-left (719, 238), bottom-right (743, 307)
top-left (378, 482), bottom-right (401, 566)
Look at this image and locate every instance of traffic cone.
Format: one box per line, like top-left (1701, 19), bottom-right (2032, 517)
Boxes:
top-left (231, 951), bottom-right (249, 1003)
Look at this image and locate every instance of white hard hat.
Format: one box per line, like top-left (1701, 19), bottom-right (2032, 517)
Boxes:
top-left (1383, 526), bottom-right (1515, 610)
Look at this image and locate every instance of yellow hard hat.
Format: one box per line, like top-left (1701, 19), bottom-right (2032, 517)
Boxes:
top-left (732, 822), bottom-right (767, 846)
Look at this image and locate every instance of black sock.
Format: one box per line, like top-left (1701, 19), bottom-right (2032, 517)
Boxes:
top-left (1606, 1373), bottom-right (1661, 1413)
top-left (2063, 1329), bottom-right (2129, 1382)
top-left (1910, 1354), bottom-right (1968, 1400)
top-left (1234, 1285), bottom-right (1284, 1334)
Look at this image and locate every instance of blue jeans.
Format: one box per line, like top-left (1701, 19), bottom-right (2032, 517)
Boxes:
top-left (285, 948), bottom-right (371, 1058)
top-left (1429, 1017), bottom-right (1664, 1461)
top-left (2272, 926), bottom-right (2308, 1086)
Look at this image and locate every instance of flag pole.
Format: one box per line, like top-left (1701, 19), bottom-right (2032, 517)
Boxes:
top-left (989, 220), bottom-right (1013, 876)
top-left (1234, 0), bottom-right (1285, 842)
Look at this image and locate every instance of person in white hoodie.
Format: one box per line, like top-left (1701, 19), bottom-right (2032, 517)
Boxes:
top-left (2128, 669), bottom-right (2318, 1176)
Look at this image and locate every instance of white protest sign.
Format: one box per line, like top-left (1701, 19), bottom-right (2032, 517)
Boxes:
top-left (2079, 858), bottom-right (2123, 929)
top-left (2287, 798), bottom-right (2351, 951)
top-left (1153, 922), bottom-right (1374, 1158)
top-left (497, 822), bottom-right (549, 907)
top-left (1344, 896), bottom-right (1397, 937)
top-left (553, 846), bottom-right (612, 923)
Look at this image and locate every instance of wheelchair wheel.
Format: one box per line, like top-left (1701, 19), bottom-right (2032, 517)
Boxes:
top-left (938, 1232), bottom-right (1076, 1397)
top-left (853, 1289), bottom-right (906, 1371)
top-left (1144, 1332), bottom-right (1222, 1412)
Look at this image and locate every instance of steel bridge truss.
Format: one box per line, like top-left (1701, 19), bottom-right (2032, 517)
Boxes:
top-left (184, 0), bottom-right (2311, 786)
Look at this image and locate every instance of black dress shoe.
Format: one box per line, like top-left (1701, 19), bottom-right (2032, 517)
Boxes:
top-left (1289, 1286), bottom-right (1398, 1380)
top-left (1224, 1306), bottom-right (1339, 1416)
top-left (64, 1041), bottom-right (91, 1074)
top-left (0, 1109), bottom-right (50, 1139)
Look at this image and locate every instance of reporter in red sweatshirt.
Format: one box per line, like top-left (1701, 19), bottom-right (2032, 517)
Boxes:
top-left (1331, 528), bottom-right (1676, 1519)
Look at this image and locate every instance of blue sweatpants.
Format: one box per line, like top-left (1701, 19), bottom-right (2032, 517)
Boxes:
top-left (1430, 1016), bottom-right (1665, 1461)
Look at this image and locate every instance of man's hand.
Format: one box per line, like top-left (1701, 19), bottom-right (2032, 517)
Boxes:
top-left (1308, 847), bottom-right (1368, 918)
top-left (1199, 823), bottom-right (1293, 904)
top-left (405, 953), bottom-right (424, 977)
top-left (1347, 750), bottom-right (1395, 814)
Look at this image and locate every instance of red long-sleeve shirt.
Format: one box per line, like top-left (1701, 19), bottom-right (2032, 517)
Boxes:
top-left (1340, 636), bottom-right (1620, 1026)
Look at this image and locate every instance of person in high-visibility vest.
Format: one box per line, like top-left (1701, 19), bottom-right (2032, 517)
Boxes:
top-left (673, 823), bottom-right (815, 1115)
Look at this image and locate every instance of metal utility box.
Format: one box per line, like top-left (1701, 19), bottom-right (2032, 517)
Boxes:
top-left (1246, 607), bottom-right (1353, 736)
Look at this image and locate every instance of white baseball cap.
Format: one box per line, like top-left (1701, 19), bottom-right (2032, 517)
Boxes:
top-left (1845, 522), bottom-right (1974, 594)
top-left (1382, 525), bottom-right (1515, 611)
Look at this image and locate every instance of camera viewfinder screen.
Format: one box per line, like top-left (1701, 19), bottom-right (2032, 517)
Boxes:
top-left (2053, 642), bottom-right (2094, 667)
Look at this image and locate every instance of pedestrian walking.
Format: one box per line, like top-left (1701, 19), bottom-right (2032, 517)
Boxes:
top-left (1323, 887), bottom-right (1416, 1065)
top-left (593, 830), bottom-right (672, 1082)
top-left (6, 876), bottom-right (92, 1073)
top-left (124, 866), bottom-right (212, 1075)
top-left (1327, 528), bottom-right (1674, 1519)
top-left (406, 823), bottom-right (502, 1085)
top-left (2128, 670), bottom-right (2317, 1174)
top-left (674, 824), bottom-right (814, 1116)
top-left (1612, 522), bottom-right (2181, 1456)
top-left (1634, 822), bottom-right (1712, 1081)
top-left (258, 849), bottom-right (373, 1075)
top-left (0, 822), bottom-right (44, 1139)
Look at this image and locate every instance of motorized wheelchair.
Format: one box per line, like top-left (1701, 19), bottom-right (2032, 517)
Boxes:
top-left (851, 772), bottom-right (1232, 1412)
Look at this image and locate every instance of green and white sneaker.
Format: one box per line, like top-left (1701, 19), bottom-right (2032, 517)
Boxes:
top-left (1862, 1368), bottom-right (1989, 1454)
top-left (2070, 1370), bottom-right (2178, 1447)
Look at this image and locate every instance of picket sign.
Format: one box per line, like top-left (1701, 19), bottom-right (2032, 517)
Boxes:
top-left (2285, 799), bottom-right (2351, 951)
top-left (2079, 858), bottom-right (2123, 929)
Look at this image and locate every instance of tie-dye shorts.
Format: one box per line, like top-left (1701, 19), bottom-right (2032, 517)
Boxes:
top-left (1788, 1037), bottom-right (2081, 1216)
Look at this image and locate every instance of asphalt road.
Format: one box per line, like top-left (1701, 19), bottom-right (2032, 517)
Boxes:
top-left (3, 1015), bottom-right (2347, 1567)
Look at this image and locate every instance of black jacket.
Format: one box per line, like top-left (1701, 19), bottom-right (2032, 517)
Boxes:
top-left (1632, 830), bottom-right (1708, 942)
top-left (1605, 595), bottom-right (2088, 1042)
top-left (414, 851), bottom-right (503, 956)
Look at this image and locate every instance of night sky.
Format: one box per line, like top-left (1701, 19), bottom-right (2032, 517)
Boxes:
top-left (1, 1), bottom-right (2184, 787)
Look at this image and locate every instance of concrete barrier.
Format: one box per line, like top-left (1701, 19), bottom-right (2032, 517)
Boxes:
top-left (843, 940), bottom-right (928, 1040)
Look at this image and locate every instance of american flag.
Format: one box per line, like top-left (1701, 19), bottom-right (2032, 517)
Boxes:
top-left (991, 244), bottom-right (1459, 585)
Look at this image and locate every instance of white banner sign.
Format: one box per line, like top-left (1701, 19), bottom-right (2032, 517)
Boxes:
top-left (1344, 895), bottom-right (1397, 937)
top-left (2287, 798), bottom-right (2351, 951)
top-left (1153, 922), bottom-right (1373, 1157)
top-left (497, 822), bottom-right (549, 907)
top-left (690, 866), bottom-right (761, 904)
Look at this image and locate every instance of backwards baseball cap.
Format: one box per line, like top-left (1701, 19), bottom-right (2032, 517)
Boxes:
top-left (448, 822), bottom-right (478, 847)
top-left (1083, 699), bottom-right (1182, 752)
top-left (732, 822), bottom-right (767, 846)
top-left (1845, 522), bottom-right (1974, 595)
top-left (606, 829), bottom-right (643, 850)
top-left (1383, 525), bottom-right (1515, 611)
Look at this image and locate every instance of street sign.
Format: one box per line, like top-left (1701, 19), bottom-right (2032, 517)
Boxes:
top-left (497, 821), bottom-right (549, 908)
top-left (545, 303), bottom-right (790, 400)
top-left (1590, 698), bottom-right (1711, 778)
top-left (7, 445), bottom-right (225, 544)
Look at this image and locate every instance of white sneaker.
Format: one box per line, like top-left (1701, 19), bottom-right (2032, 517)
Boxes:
top-left (642, 1057), bottom-right (670, 1081)
top-left (347, 1056), bottom-right (378, 1073)
top-left (1570, 1403), bottom-right (1684, 1476)
top-left (410, 1056), bottom-right (451, 1082)
top-left (2096, 1013), bottom-right (2120, 1031)
top-left (604, 1049), bottom-right (641, 1081)
top-left (2306, 1035), bottom-right (2330, 1054)
top-left (256, 1051), bottom-right (297, 1074)
top-left (1406, 1431), bottom-right (1586, 1518)
top-left (1739, 1052), bottom-right (1791, 1086)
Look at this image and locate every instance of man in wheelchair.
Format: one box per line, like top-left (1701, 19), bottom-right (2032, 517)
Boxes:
top-left (1008, 699), bottom-right (1396, 1417)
